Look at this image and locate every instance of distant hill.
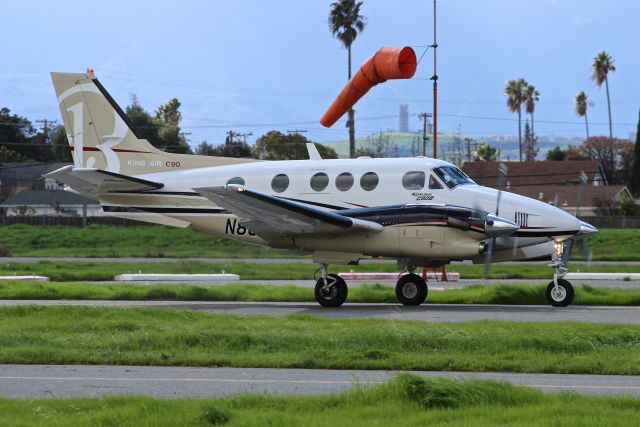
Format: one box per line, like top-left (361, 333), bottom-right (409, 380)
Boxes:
top-left (325, 131), bottom-right (468, 160)
top-left (324, 131), bottom-right (585, 162)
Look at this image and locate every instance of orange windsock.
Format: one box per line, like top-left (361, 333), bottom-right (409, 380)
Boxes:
top-left (320, 46), bottom-right (417, 128)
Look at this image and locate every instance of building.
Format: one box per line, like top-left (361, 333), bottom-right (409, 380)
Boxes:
top-left (0, 190), bottom-right (102, 217)
top-left (509, 185), bottom-right (631, 217)
top-left (398, 104), bottom-right (409, 132)
top-left (0, 162), bottom-right (71, 202)
top-left (462, 160), bottom-right (607, 188)
top-left (461, 160), bottom-right (630, 217)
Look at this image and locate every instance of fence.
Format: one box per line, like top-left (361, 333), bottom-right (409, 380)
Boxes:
top-left (581, 216), bottom-right (640, 229)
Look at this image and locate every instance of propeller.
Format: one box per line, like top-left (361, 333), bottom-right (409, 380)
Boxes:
top-left (571, 171), bottom-right (593, 267)
top-left (483, 162), bottom-right (508, 280)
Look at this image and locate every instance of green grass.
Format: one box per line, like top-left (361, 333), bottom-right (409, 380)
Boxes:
top-left (3, 281), bottom-right (640, 306)
top-left (1, 224), bottom-right (638, 260)
top-left (0, 224), bottom-right (299, 258)
top-left (2, 306), bottom-right (640, 374)
top-left (2, 260), bottom-right (639, 282)
top-left (2, 374), bottom-right (640, 426)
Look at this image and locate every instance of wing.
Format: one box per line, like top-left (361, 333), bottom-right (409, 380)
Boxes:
top-left (45, 165), bottom-right (163, 198)
top-left (195, 186), bottom-right (382, 241)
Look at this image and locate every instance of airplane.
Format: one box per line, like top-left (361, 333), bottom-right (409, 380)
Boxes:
top-left (47, 71), bottom-right (597, 308)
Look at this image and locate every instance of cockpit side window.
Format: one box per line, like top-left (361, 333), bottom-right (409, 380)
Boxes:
top-left (428, 174), bottom-right (444, 189)
top-left (433, 166), bottom-right (475, 189)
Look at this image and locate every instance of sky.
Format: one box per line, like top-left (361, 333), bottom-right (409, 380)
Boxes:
top-left (1, 0), bottom-right (639, 148)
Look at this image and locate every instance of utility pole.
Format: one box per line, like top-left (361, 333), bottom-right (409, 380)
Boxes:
top-left (36, 119), bottom-right (58, 142)
top-left (430, 0), bottom-right (438, 159)
top-left (227, 131), bottom-right (252, 144)
top-left (419, 113), bottom-right (432, 156)
top-left (239, 132), bottom-right (252, 144)
top-left (226, 130), bottom-right (239, 144)
top-left (464, 137), bottom-right (474, 163)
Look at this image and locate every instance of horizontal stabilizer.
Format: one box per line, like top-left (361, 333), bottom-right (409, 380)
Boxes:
top-left (194, 186), bottom-right (382, 241)
top-left (45, 165), bottom-right (163, 198)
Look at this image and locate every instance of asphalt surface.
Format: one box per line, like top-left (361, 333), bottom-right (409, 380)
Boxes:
top-left (1, 365), bottom-right (639, 398)
top-left (2, 300), bottom-right (639, 324)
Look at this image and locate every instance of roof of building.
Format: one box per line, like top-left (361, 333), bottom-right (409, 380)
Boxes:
top-left (507, 185), bottom-right (629, 208)
top-left (462, 160), bottom-right (606, 187)
top-left (0, 190), bottom-right (98, 206)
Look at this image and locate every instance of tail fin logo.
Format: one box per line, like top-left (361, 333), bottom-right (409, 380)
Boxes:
top-left (58, 83), bottom-right (125, 173)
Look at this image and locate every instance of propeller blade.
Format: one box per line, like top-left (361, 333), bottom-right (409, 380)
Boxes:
top-left (483, 238), bottom-right (494, 281)
top-left (575, 170), bottom-right (588, 218)
top-left (495, 162), bottom-right (507, 215)
top-left (577, 239), bottom-right (593, 268)
top-left (484, 163), bottom-right (508, 281)
top-left (561, 239), bottom-right (573, 265)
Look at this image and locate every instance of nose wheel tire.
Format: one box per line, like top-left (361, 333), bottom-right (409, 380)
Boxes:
top-left (315, 274), bottom-right (348, 307)
top-left (545, 279), bottom-right (574, 307)
top-left (395, 274), bottom-right (428, 306)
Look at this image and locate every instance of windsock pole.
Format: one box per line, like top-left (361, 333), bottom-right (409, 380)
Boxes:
top-left (432, 0), bottom-right (438, 159)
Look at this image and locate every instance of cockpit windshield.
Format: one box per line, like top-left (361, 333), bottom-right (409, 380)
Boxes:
top-left (433, 166), bottom-right (476, 189)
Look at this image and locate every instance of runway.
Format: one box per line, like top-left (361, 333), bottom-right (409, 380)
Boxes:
top-left (1, 365), bottom-right (639, 398)
top-left (2, 300), bottom-right (639, 324)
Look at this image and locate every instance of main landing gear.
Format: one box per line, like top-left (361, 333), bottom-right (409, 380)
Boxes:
top-left (546, 240), bottom-right (574, 307)
top-left (314, 264), bottom-right (348, 307)
top-left (395, 267), bottom-right (428, 306)
top-left (313, 264), bottom-right (429, 308)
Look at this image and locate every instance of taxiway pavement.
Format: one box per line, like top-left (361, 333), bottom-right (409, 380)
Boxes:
top-left (1, 365), bottom-right (639, 398)
top-left (1, 300), bottom-right (639, 324)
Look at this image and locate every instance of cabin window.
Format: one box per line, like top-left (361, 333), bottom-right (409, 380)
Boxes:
top-left (428, 174), bottom-right (444, 189)
top-left (271, 174), bottom-right (289, 193)
top-left (402, 171), bottom-right (425, 190)
top-left (360, 172), bottom-right (379, 191)
top-left (335, 172), bottom-right (354, 191)
top-left (226, 177), bottom-right (245, 186)
top-left (310, 172), bottom-right (329, 191)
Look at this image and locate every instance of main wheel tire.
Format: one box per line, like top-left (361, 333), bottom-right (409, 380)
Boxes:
top-left (545, 279), bottom-right (574, 307)
top-left (314, 274), bottom-right (348, 308)
top-left (395, 274), bottom-right (428, 306)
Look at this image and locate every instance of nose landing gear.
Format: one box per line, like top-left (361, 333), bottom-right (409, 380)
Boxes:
top-left (546, 240), bottom-right (574, 307)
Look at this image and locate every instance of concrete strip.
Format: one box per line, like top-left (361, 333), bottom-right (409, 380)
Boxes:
top-left (566, 272), bottom-right (640, 280)
top-left (0, 276), bottom-right (49, 282)
top-left (113, 273), bottom-right (239, 282)
top-left (339, 272), bottom-right (460, 281)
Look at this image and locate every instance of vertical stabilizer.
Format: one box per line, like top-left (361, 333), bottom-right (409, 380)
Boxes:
top-left (51, 71), bottom-right (257, 176)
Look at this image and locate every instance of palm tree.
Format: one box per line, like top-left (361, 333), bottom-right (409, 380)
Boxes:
top-left (504, 78), bottom-right (527, 161)
top-left (329, 0), bottom-right (367, 158)
top-left (574, 91), bottom-right (591, 139)
top-left (524, 84), bottom-right (540, 137)
top-left (591, 51), bottom-right (616, 138)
